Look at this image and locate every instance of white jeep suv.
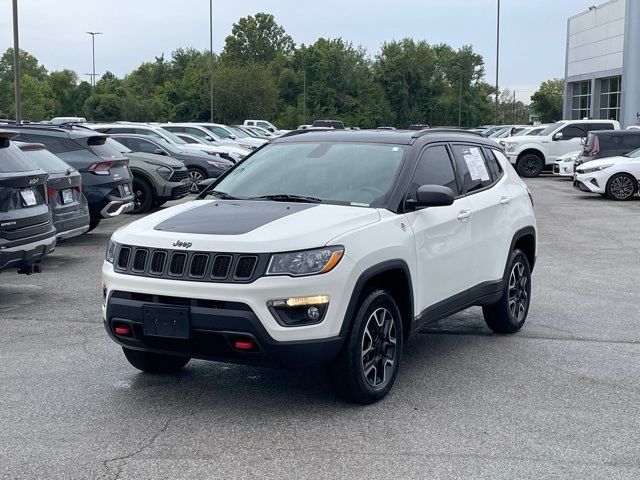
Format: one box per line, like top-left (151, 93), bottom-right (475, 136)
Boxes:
top-left (504, 119), bottom-right (619, 177)
top-left (102, 129), bottom-right (537, 404)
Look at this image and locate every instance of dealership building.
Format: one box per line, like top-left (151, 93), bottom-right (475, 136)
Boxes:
top-left (563, 0), bottom-right (640, 128)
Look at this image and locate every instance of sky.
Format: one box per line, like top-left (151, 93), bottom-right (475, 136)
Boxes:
top-left (0, 0), bottom-right (594, 103)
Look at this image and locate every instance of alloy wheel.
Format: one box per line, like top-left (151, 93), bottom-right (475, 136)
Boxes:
top-left (508, 262), bottom-right (529, 322)
top-left (133, 185), bottom-right (145, 209)
top-left (361, 307), bottom-right (397, 388)
top-left (521, 158), bottom-right (540, 175)
top-left (610, 175), bottom-right (635, 200)
top-left (188, 170), bottom-right (204, 193)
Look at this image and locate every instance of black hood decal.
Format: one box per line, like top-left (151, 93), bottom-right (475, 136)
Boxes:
top-left (154, 201), bottom-right (317, 235)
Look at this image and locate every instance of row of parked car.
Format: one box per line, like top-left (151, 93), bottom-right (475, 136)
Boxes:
top-left (0, 119), bottom-right (292, 276)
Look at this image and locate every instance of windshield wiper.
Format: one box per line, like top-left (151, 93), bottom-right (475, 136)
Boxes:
top-left (209, 190), bottom-right (239, 200)
top-left (247, 194), bottom-right (323, 203)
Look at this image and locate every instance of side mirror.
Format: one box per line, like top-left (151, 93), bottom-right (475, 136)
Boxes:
top-left (406, 185), bottom-right (455, 210)
top-left (228, 134), bottom-right (237, 140)
top-left (268, 127), bottom-right (276, 132)
top-left (205, 135), bottom-right (214, 141)
top-left (153, 148), bottom-right (167, 156)
top-left (553, 132), bottom-right (563, 141)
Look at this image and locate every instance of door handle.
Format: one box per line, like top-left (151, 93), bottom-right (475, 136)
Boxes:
top-left (457, 209), bottom-right (472, 220)
top-left (500, 196), bottom-right (512, 205)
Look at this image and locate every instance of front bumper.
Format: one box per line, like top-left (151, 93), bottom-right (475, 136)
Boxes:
top-left (102, 255), bottom-right (360, 365)
top-left (553, 162), bottom-right (574, 177)
top-left (573, 174), bottom-right (605, 194)
top-left (104, 291), bottom-right (344, 368)
top-left (0, 231), bottom-right (56, 272)
top-left (507, 153), bottom-right (518, 164)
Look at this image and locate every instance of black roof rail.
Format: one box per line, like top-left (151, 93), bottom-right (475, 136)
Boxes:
top-left (411, 128), bottom-right (484, 139)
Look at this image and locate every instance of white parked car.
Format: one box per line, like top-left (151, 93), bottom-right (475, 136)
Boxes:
top-left (191, 123), bottom-right (266, 150)
top-left (102, 129), bottom-right (537, 404)
top-left (503, 119), bottom-right (620, 177)
top-left (552, 150), bottom-right (582, 177)
top-left (574, 147), bottom-right (640, 200)
top-left (244, 119), bottom-right (290, 135)
top-left (173, 133), bottom-right (247, 163)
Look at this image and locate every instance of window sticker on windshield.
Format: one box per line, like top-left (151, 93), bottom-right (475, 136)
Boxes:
top-left (392, 147), bottom-right (399, 152)
top-left (463, 147), bottom-right (490, 181)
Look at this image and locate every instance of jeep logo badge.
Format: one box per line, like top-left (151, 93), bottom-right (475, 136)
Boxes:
top-left (29, 178), bottom-right (38, 185)
top-left (172, 240), bottom-right (192, 248)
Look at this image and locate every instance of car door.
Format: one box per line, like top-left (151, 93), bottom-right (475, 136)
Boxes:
top-left (549, 123), bottom-right (587, 161)
top-left (451, 144), bottom-right (512, 286)
top-left (404, 144), bottom-right (474, 311)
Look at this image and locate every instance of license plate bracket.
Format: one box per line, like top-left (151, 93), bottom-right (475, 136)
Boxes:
top-left (142, 305), bottom-right (190, 339)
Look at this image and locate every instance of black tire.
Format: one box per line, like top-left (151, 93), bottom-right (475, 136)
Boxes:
top-left (517, 154), bottom-right (544, 178)
top-left (330, 290), bottom-right (403, 404)
top-left (87, 218), bottom-right (100, 232)
top-left (187, 167), bottom-right (207, 193)
top-left (483, 249), bottom-right (531, 334)
top-left (122, 347), bottom-right (190, 374)
top-left (131, 177), bottom-right (154, 214)
top-left (154, 199), bottom-right (168, 207)
top-left (605, 173), bottom-right (637, 201)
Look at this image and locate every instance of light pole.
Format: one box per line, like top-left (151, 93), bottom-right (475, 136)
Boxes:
top-left (495, 0), bottom-right (501, 124)
top-left (12, 0), bottom-right (21, 123)
top-left (458, 67), bottom-right (463, 127)
top-left (86, 31), bottom-right (103, 89)
top-left (303, 67), bottom-right (307, 124)
top-left (209, 0), bottom-right (214, 122)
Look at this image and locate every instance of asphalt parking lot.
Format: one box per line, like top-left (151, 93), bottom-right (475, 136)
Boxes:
top-left (1, 177), bottom-right (639, 480)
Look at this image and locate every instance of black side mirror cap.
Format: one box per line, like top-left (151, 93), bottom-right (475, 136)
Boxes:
top-left (405, 185), bottom-right (455, 210)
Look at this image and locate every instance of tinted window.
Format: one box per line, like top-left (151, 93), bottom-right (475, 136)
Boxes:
top-left (21, 148), bottom-right (72, 173)
top-left (408, 146), bottom-right (458, 199)
top-left (484, 149), bottom-right (504, 181)
top-left (185, 127), bottom-right (208, 138)
top-left (85, 136), bottom-right (126, 158)
top-left (15, 134), bottom-right (84, 154)
top-left (450, 144), bottom-right (493, 193)
top-left (559, 125), bottom-right (587, 140)
top-left (588, 123), bottom-right (614, 132)
top-left (122, 137), bottom-right (162, 154)
top-left (179, 135), bottom-right (198, 144)
top-left (0, 143), bottom-right (39, 173)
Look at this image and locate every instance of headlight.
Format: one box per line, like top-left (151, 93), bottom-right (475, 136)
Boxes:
top-left (238, 143), bottom-right (256, 150)
top-left (206, 160), bottom-right (231, 170)
top-left (578, 164), bottom-right (613, 174)
top-left (105, 239), bottom-right (118, 264)
top-left (267, 246), bottom-right (344, 276)
top-left (504, 142), bottom-right (516, 152)
top-left (156, 166), bottom-right (173, 180)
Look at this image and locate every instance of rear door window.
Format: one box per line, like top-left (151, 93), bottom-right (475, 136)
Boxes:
top-left (450, 144), bottom-right (494, 194)
top-left (559, 124), bottom-right (587, 140)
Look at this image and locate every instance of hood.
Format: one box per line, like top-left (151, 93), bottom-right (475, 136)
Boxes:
top-left (112, 199), bottom-right (380, 253)
top-left (125, 151), bottom-right (184, 168)
top-left (557, 150), bottom-right (582, 162)
top-left (576, 156), bottom-right (628, 171)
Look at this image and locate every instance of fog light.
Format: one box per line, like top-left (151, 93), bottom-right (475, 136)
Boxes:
top-left (267, 295), bottom-right (330, 327)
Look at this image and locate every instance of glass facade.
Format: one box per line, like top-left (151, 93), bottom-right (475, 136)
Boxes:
top-left (599, 76), bottom-right (622, 121)
top-left (571, 81), bottom-right (592, 119)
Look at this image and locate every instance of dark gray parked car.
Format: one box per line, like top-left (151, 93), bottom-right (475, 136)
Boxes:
top-left (3, 124), bottom-right (134, 232)
top-left (110, 134), bottom-right (233, 193)
top-left (0, 132), bottom-right (56, 274)
top-left (16, 142), bottom-right (90, 241)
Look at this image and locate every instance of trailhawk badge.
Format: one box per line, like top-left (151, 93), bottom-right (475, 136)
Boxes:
top-left (172, 240), bottom-right (193, 248)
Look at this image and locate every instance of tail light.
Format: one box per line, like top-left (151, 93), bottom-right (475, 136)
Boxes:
top-left (73, 185), bottom-right (82, 193)
top-left (88, 161), bottom-right (115, 175)
top-left (47, 187), bottom-right (57, 201)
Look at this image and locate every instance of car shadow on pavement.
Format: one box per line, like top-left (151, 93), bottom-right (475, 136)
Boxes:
top-left (106, 309), bottom-right (495, 410)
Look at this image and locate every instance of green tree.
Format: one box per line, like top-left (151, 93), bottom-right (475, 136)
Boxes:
top-left (84, 93), bottom-right (123, 121)
top-left (47, 69), bottom-right (80, 116)
top-left (212, 64), bottom-right (278, 123)
top-left (222, 13), bottom-right (294, 64)
top-left (530, 79), bottom-right (564, 123)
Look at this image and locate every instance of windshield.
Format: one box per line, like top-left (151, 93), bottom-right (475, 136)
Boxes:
top-left (156, 128), bottom-right (188, 145)
top-left (22, 148), bottom-right (73, 173)
top-left (539, 122), bottom-right (564, 136)
top-left (212, 142), bottom-right (406, 206)
top-left (626, 148), bottom-right (640, 158)
top-left (513, 129), bottom-right (530, 137)
top-left (227, 126), bottom-right (250, 138)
